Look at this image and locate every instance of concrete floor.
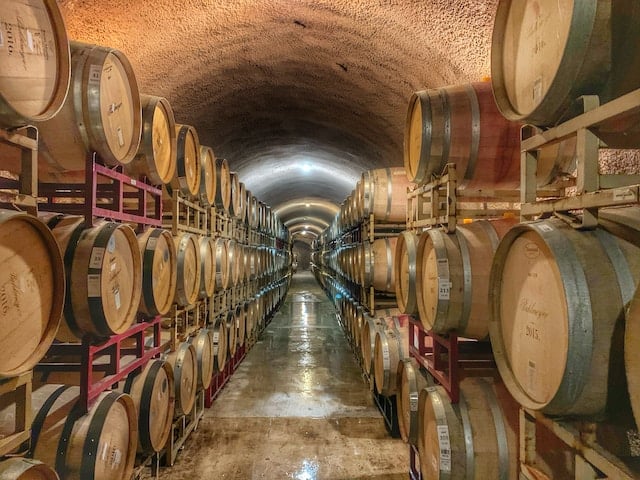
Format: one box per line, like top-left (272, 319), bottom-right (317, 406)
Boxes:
top-left (154, 271), bottom-right (408, 479)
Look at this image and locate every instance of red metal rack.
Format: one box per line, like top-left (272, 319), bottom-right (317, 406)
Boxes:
top-left (38, 153), bottom-right (162, 229)
top-left (204, 344), bottom-right (247, 407)
top-left (408, 317), bottom-right (495, 404)
top-left (36, 316), bottom-right (166, 413)
top-left (409, 444), bottom-right (421, 480)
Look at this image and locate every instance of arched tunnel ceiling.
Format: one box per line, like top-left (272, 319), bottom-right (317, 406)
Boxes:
top-left (59, 0), bottom-right (497, 231)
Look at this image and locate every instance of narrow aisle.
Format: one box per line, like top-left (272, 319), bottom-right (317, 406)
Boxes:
top-left (160, 271), bottom-right (407, 479)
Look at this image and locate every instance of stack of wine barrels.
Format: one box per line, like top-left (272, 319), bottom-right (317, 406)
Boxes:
top-left (0, 1), bottom-right (292, 478)
top-left (311, 167), bottom-right (413, 367)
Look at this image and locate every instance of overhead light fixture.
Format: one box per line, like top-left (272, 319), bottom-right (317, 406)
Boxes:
top-left (305, 203), bottom-right (310, 207)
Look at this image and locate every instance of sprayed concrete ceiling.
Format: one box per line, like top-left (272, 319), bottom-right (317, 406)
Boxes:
top-left (58, 0), bottom-right (497, 235)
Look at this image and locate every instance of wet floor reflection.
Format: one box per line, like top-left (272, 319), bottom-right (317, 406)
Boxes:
top-left (148, 271), bottom-right (408, 480)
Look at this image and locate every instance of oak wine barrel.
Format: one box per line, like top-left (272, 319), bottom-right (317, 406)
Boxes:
top-left (237, 182), bottom-right (248, 223)
top-left (198, 236), bottom-right (215, 298)
top-left (30, 385), bottom-right (137, 480)
top-left (0, 457), bottom-right (59, 479)
top-left (226, 311), bottom-right (237, 358)
top-left (226, 239), bottom-right (241, 287)
top-left (214, 237), bottom-right (230, 291)
top-left (209, 319), bottom-right (228, 373)
top-left (489, 208), bottom-right (640, 416)
top-left (417, 218), bottom-right (516, 339)
top-left (373, 315), bottom-right (410, 396)
top-left (122, 359), bottom-right (174, 454)
top-left (125, 95), bottom-right (177, 186)
top-left (491, 0), bottom-right (640, 137)
top-left (397, 359), bottom-right (431, 444)
top-left (173, 233), bottom-right (201, 307)
top-left (198, 146), bottom-right (216, 207)
top-left (228, 173), bottom-right (241, 219)
top-left (404, 82), bottom-right (520, 188)
top-left (0, 210), bottom-right (64, 377)
top-left (417, 378), bottom-right (518, 480)
top-left (360, 168), bottom-right (411, 223)
top-left (54, 219), bottom-right (142, 341)
top-left (166, 342), bottom-right (197, 417)
top-left (213, 158), bottom-right (231, 212)
top-left (361, 237), bottom-right (398, 293)
top-left (0, 0), bottom-right (70, 128)
top-left (235, 305), bottom-right (246, 348)
top-left (189, 328), bottom-right (214, 390)
top-left (394, 231), bottom-right (419, 314)
top-left (360, 310), bottom-right (401, 376)
top-left (38, 41), bottom-right (141, 169)
top-left (169, 124), bottom-right (201, 198)
top-left (137, 228), bottom-right (177, 317)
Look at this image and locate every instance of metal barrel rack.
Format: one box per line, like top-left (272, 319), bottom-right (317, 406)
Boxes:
top-left (516, 89), bottom-right (640, 480)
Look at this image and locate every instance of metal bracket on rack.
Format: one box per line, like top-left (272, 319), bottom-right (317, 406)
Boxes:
top-left (38, 152), bottom-right (162, 229)
top-left (37, 316), bottom-right (165, 413)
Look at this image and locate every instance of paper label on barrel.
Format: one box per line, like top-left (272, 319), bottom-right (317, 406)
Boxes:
top-left (410, 392), bottom-right (419, 411)
top-left (438, 279), bottom-right (451, 300)
top-left (26, 30), bottom-right (33, 51)
top-left (90, 247), bottom-right (106, 269)
top-left (0, 30), bottom-right (4, 48)
top-left (107, 236), bottom-right (116, 253)
top-left (117, 127), bottom-right (125, 147)
top-left (437, 425), bottom-right (452, 473)
top-left (114, 289), bottom-right (121, 310)
top-left (538, 224), bottom-right (553, 233)
top-left (87, 274), bottom-right (101, 297)
top-left (382, 342), bottom-right (390, 366)
top-left (213, 332), bottom-right (219, 342)
top-left (146, 236), bottom-right (158, 250)
top-left (89, 64), bottom-right (102, 84)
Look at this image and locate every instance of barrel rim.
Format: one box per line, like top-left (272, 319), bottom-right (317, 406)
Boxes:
top-left (0, 211), bottom-right (65, 376)
top-left (490, 1), bottom-right (600, 123)
top-left (0, 0), bottom-right (71, 127)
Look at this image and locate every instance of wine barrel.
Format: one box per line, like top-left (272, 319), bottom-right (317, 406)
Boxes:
top-left (397, 359), bottom-right (431, 444)
top-left (53, 219), bottom-right (142, 341)
top-left (189, 328), bottom-right (214, 390)
top-left (0, 211), bottom-right (64, 377)
top-left (122, 359), bottom-right (174, 454)
top-left (198, 236), bottom-right (215, 299)
top-left (374, 316), bottom-right (410, 396)
top-left (361, 237), bottom-right (398, 293)
top-left (244, 300), bottom-right (256, 339)
top-left (169, 124), bottom-right (201, 198)
top-left (489, 209), bottom-right (640, 416)
top-left (417, 218), bottom-right (516, 339)
top-left (417, 378), bottom-right (517, 480)
top-left (394, 231), bottom-right (419, 314)
top-left (247, 193), bottom-right (259, 228)
top-left (360, 310), bottom-right (401, 376)
top-left (209, 319), bottom-right (228, 373)
top-left (228, 173), bottom-right (241, 219)
top-left (235, 305), bottom-right (246, 348)
top-left (38, 41), bottom-right (141, 169)
top-left (404, 82), bottom-right (520, 188)
top-left (491, 0), bottom-right (640, 133)
top-left (237, 182), bottom-right (248, 224)
top-left (360, 168), bottom-right (411, 223)
top-left (214, 158), bottom-right (231, 212)
top-left (198, 146), bottom-right (216, 207)
top-left (166, 342), bottom-right (197, 416)
top-left (137, 228), bottom-right (177, 317)
top-left (0, 0), bottom-right (70, 128)
top-left (226, 311), bottom-right (237, 357)
top-left (226, 240), bottom-right (241, 287)
top-left (173, 233), bottom-right (201, 307)
top-left (214, 237), bottom-right (230, 291)
top-left (30, 385), bottom-right (137, 480)
top-left (0, 457), bottom-right (59, 479)
top-left (125, 95), bottom-right (177, 186)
